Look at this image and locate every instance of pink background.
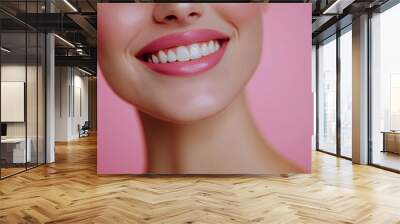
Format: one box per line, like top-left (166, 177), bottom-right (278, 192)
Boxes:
top-left (97, 4), bottom-right (313, 174)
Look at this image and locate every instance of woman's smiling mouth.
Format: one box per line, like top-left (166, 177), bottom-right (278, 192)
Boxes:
top-left (135, 29), bottom-right (230, 77)
top-left (145, 40), bottom-right (222, 63)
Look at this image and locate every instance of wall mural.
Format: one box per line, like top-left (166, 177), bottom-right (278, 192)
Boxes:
top-left (97, 3), bottom-right (312, 174)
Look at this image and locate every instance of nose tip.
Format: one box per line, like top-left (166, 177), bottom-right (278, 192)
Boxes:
top-left (153, 3), bottom-right (204, 25)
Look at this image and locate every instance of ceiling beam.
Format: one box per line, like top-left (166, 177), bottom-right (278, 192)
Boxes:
top-left (322, 0), bottom-right (356, 14)
top-left (67, 13), bottom-right (97, 40)
top-left (55, 55), bottom-right (96, 68)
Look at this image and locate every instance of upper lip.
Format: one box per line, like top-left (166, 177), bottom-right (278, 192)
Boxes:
top-left (135, 29), bottom-right (230, 60)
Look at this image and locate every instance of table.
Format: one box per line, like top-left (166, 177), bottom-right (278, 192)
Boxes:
top-left (1, 138), bottom-right (32, 163)
top-left (382, 131), bottom-right (400, 154)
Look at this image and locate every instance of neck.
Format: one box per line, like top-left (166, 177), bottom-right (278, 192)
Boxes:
top-left (139, 93), bottom-right (274, 174)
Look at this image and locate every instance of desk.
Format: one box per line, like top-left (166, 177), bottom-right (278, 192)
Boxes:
top-left (382, 131), bottom-right (400, 154)
top-left (1, 138), bottom-right (31, 163)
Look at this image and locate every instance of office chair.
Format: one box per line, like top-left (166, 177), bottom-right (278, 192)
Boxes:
top-left (79, 121), bottom-right (90, 138)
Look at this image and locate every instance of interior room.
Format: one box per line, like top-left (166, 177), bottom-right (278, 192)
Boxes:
top-left (0, 14), bottom-right (46, 178)
top-left (0, 0), bottom-right (399, 223)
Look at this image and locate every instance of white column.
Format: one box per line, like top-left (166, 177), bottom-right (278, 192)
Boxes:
top-left (352, 14), bottom-right (369, 164)
top-left (46, 32), bottom-right (55, 163)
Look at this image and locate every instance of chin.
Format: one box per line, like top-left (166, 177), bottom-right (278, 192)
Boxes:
top-left (147, 98), bottom-right (229, 124)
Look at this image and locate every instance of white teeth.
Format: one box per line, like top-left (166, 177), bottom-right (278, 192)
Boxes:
top-left (215, 41), bottom-right (220, 51)
top-left (176, 46), bottom-right (190, 62)
top-left (167, 49), bottom-right (177, 62)
top-left (201, 43), bottom-right (209, 56)
top-left (151, 54), bottom-right (159, 64)
top-left (208, 40), bottom-right (215, 53)
top-left (158, 50), bottom-right (168, 63)
top-left (146, 40), bottom-right (223, 64)
top-left (189, 44), bottom-right (202, 60)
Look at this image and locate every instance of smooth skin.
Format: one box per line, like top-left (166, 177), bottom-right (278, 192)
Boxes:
top-left (98, 3), bottom-right (301, 174)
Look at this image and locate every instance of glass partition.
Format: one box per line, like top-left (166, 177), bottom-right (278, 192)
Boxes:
top-left (317, 35), bottom-right (337, 154)
top-left (339, 27), bottom-right (352, 158)
top-left (27, 31), bottom-right (38, 169)
top-left (1, 31), bottom-right (28, 177)
top-left (38, 32), bottom-right (45, 165)
top-left (0, 1), bottom-right (46, 179)
top-left (371, 3), bottom-right (400, 171)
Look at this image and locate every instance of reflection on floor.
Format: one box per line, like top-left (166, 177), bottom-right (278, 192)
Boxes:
top-left (0, 167), bottom-right (25, 178)
top-left (0, 163), bottom-right (42, 179)
top-left (341, 147), bottom-right (352, 158)
top-left (0, 135), bottom-right (400, 223)
top-left (373, 150), bottom-right (400, 171)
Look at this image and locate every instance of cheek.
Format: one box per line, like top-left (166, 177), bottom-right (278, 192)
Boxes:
top-left (98, 3), bottom-right (154, 93)
top-left (98, 4), bottom-right (153, 55)
top-left (212, 4), bottom-right (262, 26)
top-left (98, 4), bottom-right (154, 106)
top-left (214, 4), bottom-right (263, 77)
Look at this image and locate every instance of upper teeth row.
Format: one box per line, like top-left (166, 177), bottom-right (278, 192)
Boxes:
top-left (148, 40), bottom-right (221, 64)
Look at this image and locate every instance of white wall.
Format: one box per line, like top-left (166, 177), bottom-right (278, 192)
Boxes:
top-left (55, 67), bottom-right (89, 141)
top-left (55, 67), bottom-right (70, 141)
top-left (1, 65), bottom-right (40, 138)
top-left (72, 73), bottom-right (89, 138)
top-left (1, 65), bottom-right (26, 131)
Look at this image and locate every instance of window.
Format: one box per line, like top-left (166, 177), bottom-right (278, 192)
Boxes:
top-left (371, 2), bottom-right (400, 171)
top-left (340, 28), bottom-right (352, 158)
top-left (317, 36), bottom-right (337, 154)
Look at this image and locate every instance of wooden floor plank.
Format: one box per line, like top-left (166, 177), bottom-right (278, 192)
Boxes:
top-left (0, 135), bottom-right (400, 223)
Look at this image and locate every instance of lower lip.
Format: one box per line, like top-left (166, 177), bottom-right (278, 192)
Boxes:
top-left (140, 42), bottom-right (228, 77)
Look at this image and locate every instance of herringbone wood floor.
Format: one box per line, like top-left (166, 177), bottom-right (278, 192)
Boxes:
top-left (1, 135), bottom-right (400, 224)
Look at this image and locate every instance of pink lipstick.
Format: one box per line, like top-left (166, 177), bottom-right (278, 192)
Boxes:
top-left (135, 29), bottom-right (230, 77)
